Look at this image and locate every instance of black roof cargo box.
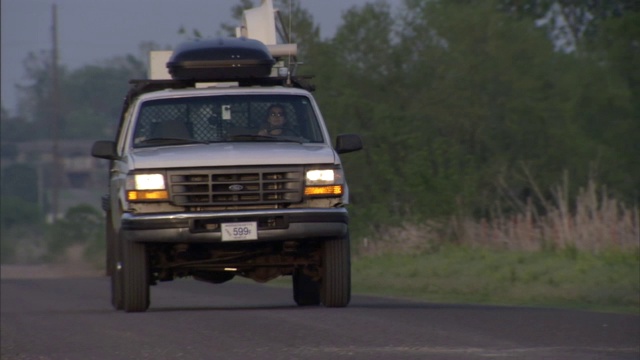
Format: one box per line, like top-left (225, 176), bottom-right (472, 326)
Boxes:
top-left (167, 38), bottom-right (275, 81)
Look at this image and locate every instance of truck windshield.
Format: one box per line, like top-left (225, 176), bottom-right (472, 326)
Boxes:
top-left (132, 94), bottom-right (324, 147)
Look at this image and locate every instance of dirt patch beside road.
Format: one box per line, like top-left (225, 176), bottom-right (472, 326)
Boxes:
top-left (1, 244), bottom-right (103, 279)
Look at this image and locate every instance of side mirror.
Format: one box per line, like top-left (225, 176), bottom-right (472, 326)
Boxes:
top-left (91, 140), bottom-right (118, 160)
top-left (335, 134), bottom-right (363, 154)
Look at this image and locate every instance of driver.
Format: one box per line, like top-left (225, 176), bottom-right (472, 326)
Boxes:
top-left (258, 104), bottom-right (295, 136)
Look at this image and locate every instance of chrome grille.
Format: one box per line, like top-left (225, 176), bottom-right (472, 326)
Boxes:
top-left (168, 167), bottom-right (303, 206)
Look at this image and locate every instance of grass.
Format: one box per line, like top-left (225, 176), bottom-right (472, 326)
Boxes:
top-left (351, 178), bottom-right (639, 314)
top-left (352, 246), bottom-right (640, 314)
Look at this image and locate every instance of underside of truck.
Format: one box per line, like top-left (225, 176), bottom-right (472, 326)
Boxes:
top-left (148, 239), bottom-right (323, 285)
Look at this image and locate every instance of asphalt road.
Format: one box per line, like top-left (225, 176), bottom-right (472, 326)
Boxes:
top-left (1, 276), bottom-right (638, 360)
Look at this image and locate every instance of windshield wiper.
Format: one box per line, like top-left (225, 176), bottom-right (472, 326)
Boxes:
top-left (229, 134), bottom-right (303, 143)
top-left (136, 137), bottom-right (210, 146)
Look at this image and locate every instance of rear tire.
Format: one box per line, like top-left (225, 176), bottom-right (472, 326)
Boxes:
top-left (105, 211), bottom-right (115, 277)
top-left (293, 269), bottom-right (320, 306)
top-left (320, 234), bottom-right (351, 307)
top-left (121, 232), bottom-right (150, 312)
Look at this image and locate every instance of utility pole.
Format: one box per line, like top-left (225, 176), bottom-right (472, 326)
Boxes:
top-left (51, 3), bottom-right (61, 220)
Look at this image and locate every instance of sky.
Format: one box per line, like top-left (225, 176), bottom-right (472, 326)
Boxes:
top-left (1, 0), bottom-right (370, 116)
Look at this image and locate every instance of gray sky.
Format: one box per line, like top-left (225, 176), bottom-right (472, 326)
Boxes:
top-left (1, 0), bottom-right (369, 116)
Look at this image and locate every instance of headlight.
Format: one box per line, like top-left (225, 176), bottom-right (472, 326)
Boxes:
top-left (306, 169), bottom-right (335, 185)
top-left (130, 174), bottom-right (165, 190)
top-left (304, 168), bottom-right (343, 197)
top-left (126, 173), bottom-right (168, 201)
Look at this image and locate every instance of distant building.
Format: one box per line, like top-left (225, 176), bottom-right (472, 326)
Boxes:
top-left (1, 139), bottom-right (108, 189)
top-left (1, 140), bottom-right (108, 219)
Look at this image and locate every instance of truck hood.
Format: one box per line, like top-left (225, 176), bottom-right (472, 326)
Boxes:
top-left (129, 142), bottom-right (337, 169)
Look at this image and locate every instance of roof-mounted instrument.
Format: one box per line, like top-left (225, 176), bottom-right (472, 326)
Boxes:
top-left (143, 0), bottom-right (310, 92)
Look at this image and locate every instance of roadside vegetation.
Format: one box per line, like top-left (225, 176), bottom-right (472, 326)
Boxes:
top-left (0, 202), bottom-right (105, 267)
top-left (352, 178), bottom-right (639, 314)
top-left (1, 0), bottom-right (638, 313)
top-left (353, 247), bottom-right (638, 314)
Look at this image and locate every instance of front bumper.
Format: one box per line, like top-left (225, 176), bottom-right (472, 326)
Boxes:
top-left (120, 208), bottom-right (348, 243)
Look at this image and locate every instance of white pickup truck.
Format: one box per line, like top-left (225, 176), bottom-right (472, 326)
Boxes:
top-left (91, 34), bottom-right (362, 312)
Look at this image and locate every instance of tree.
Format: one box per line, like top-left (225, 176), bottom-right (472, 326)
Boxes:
top-left (14, 50), bottom-right (63, 140)
top-left (311, 0), bottom-right (639, 229)
top-left (0, 196), bottom-right (43, 230)
top-left (314, 1), bottom-right (408, 225)
top-left (1, 105), bottom-right (33, 142)
top-left (1, 164), bottom-right (40, 205)
top-left (46, 204), bottom-right (104, 260)
top-left (13, 51), bottom-right (146, 141)
top-left (0, 163), bottom-right (45, 263)
top-left (499, 0), bottom-right (639, 52)
top-left (62, 55), bottom-right (145, 139)
top-left (581, 10), bottom-right (640, 201)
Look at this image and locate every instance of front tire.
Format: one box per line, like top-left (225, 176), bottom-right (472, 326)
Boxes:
top-left (121, 232), bottom-right (150, 312)
top-left (110, 232), bottom-right (123, 310)
top-left (320, 234), bottom-right (351, 307)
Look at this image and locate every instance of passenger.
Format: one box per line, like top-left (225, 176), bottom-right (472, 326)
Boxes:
top-left (258, 104), bottom-right (296, 136)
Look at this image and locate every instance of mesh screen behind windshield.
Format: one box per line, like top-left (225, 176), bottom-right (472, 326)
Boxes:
top-left (132, 94), bottom-right (324, 145)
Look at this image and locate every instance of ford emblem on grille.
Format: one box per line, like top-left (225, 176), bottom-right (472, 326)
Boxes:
top-left (229, 184), bottom-right (244, 191)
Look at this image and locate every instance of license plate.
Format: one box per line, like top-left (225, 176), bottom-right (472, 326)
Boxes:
top-left (221, 222), bottom-right (258, 241)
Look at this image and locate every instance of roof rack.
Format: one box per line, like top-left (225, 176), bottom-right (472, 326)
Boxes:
top-left (126, 74), bottom-right (315, 101)
top-left (124, 79), bottom-right (190, 103)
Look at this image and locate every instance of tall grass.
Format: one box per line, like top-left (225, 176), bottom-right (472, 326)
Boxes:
top-left (353, 179), bottom-right (639, 313)
top-left (359, 179), bottom-right (639, 255)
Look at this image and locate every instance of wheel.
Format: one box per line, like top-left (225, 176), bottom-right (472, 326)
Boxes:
top-left (121, 231), bottom-right (150, 312)
top-left (110, 236), bottom-right (123, 310)
top-left (105, 211), bottom-right (115, 276)
top-left (292, 268), bottom-right (320, 306)
top-left (320, 234), bottom-right (351, 307)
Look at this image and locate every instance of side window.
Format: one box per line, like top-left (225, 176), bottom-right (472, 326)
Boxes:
top-left (133, 103), bottom-right (189, 143)
top-left (117, 105), bottom-right (136, 155)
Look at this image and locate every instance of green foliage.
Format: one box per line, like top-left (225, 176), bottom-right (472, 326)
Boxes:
top-left (13, 52), bottom-right (145, 141)
top-left (0, 234), bottom-right (16, 263)
top-left (0, 223), bottom-right (47, 264)
top-left (0, 203), bottom-right (105, 265)
top-left (0, 164), bottom-right (46, 262)
top-left (353, 246), bottom-right (640, 313)
top-left (1, 107), bottom-right (33, 143)
top-left (46, 204), bottom-right (104, 260)
top-left (306, 0), bottom-right (640, 233)
top-left (14, 50), bottom-right (62, 140)
top-left (0, 164), bottom-right (40, 205)
top-left (585, 11), bottom-right (640, 200)
top-left (0, 196), bottom-right (42, 230)
top-left (62, 57), bottom-right (144, 139)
